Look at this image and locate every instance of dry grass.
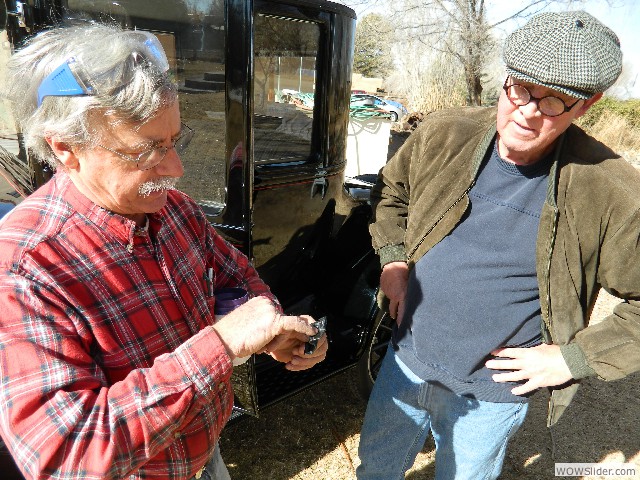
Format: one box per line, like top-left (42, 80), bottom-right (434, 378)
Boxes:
top-left (578, 111), bottom-right (640, 166)
top-left (398, 53), bottom-right (468, 114)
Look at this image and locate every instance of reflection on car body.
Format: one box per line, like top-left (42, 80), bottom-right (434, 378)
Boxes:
top-left (350, 93), bottom-right (407, 122)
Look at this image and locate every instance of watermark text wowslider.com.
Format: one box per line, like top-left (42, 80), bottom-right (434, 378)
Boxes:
top-left (555, 463), bottom-right (638, 477)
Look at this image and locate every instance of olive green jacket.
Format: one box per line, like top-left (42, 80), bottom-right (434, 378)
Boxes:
top-left (370, 106), bottom-right (640, 426)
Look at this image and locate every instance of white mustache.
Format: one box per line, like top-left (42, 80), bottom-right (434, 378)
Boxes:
top-left (138, 177), bottom-right (180, 197)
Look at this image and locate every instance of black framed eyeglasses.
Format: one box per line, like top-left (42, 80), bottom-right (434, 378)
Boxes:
top-left (98, 123), bottom-right (194, 170)
top-left (502, 78), bottom-right (581, 117)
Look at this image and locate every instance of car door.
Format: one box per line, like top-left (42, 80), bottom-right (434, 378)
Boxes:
top-left (248, 0), bottom-right (382, 407)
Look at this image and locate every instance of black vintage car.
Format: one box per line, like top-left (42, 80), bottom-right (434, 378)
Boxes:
top-left (0, 0), bottom-right (393, 476)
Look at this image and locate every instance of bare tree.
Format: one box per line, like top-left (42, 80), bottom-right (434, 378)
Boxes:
top-left (336, 0), bottom-right (587, 106)
top-left (390, 0), bottom-right (564, 106)
top-left (440, 0), bottom-right (492, 105)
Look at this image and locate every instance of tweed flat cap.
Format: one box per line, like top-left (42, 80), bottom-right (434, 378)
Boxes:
top-left (503, 11), bottom-right (622, 99)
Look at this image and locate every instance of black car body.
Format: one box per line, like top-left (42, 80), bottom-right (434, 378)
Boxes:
top-left (0, 0), bottom-right (391, 454)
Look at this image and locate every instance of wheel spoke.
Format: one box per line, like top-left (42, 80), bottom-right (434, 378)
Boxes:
top-left (378, 324), bottom-right (393, 334)
top-left (358, 309), bottom-right (394, 395)
top-left (371, 356), bottom-right (384, 376)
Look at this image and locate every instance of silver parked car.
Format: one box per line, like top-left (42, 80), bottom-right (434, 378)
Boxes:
top-left (350, 94), bottom-right (407, 122)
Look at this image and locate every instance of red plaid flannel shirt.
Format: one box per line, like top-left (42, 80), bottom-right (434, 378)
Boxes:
top-left (0, 172), bottom-right (277, 479)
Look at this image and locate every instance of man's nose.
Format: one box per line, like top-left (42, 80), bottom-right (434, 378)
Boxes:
top-left (519, 99), bottom-right (543, 118)
top-left (155, 147), bottom-right (184, 178)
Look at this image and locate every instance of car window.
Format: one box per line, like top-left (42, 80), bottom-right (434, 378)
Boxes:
top-left (64, 0), bottom-right (228, 215)
top-left (0, 10), bottom-right (29, 199)
top-left (253, 13), bottom-right (321, 165)
top-left (0, 51), bottom-right (20, 162)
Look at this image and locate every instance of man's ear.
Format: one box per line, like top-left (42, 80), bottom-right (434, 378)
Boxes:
top-left (46, 137), bottom-right (79, 169)
top-left (575, 92), bottom-right (603, 119)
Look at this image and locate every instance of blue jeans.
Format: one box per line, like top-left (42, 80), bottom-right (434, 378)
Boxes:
top-left (190, 443), bottom-right (230, 480)
top-left (356, 346), bottom-right (528, 480)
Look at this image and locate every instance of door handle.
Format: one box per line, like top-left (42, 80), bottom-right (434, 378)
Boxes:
top-left (310, 177), bottom-right (327, 199)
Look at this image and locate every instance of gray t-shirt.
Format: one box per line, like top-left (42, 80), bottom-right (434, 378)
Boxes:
top-left (395, 141), bottom-right (551, 402)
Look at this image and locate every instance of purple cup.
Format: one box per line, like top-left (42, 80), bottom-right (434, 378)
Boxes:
top-left (214, 287), bottom-right (249, 316)
top-left (214, 288), bottom-right (250, 366)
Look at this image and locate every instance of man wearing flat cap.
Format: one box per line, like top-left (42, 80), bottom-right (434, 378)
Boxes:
top-left (357, 11), bottom-right (640, 480)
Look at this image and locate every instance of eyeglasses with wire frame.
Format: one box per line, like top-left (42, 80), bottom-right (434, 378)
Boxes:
top-left (502, 78), bottom-right (581, 117)
top-left (98, 123), bottom-right (194, 170)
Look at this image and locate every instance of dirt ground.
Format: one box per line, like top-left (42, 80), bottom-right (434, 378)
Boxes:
top-left (220, 290), bottom-right (639, 479)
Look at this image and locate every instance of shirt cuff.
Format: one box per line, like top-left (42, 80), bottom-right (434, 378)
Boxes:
top-left (174, 326), bottom-right (234, 398)
top-left (560, 342), bottom-right (597, 379)
top-left (377, 244), bottom-right (407, 268)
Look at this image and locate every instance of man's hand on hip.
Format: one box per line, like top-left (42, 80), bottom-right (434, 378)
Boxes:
top-left (486, 344), bottom-right (573, 395)
top-left (380, 261), bottom-right (409, 326)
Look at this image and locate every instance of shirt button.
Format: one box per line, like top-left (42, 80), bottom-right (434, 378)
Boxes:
top-left (174, 431), bottom-right (182, 439)
top-left (218, 383), bottom-right (226, 391)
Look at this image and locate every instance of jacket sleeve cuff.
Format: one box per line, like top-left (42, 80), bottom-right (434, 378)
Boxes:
top-left (378, 244), bottom-right (407, 268)
top-left (560, 343), bottom-right (597, 379)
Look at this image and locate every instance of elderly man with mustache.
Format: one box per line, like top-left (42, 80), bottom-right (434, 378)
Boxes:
top-left (0, 23), bottom-right (326, 480)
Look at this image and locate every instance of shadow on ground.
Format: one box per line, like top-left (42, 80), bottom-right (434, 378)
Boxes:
top-left (501, 374), bottom-right (640, 480)
top-left (221, 368), bottom-right (639, 479)
top-left (220, 369), bottom-right (367, 479)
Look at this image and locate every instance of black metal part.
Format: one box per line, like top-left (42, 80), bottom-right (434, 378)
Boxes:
top-left (304, 316), bottom-right (327, 355)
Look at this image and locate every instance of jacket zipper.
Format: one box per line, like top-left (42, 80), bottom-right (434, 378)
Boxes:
top-left (407, 125), bottom-right (495, 261)
top-left (407, 182), bottom-right (475, 261)
top-left (541, 209), bottom-right (558, 344)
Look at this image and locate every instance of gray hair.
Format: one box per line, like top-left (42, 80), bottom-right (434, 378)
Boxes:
top-left (4, 23), bottom-right (178, 169)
